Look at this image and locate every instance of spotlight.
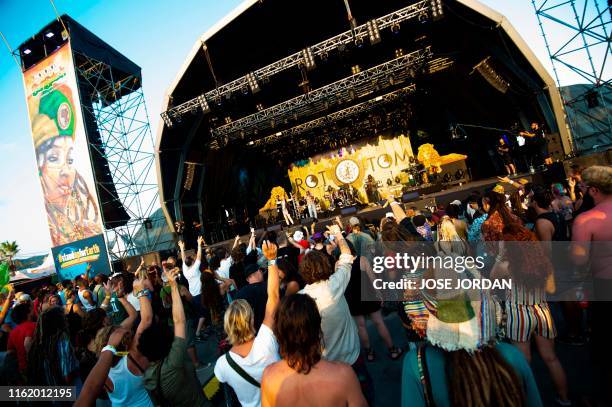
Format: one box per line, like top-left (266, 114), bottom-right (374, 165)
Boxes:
top-left (247, 72), bottom-right (260, 93)
top-left (256, 103), bottom-right (264, 111)
top-left (390, 23), bottom-right (400, 34)
top-left (366, 20), bottom-right (381, 45)
top-left (45, 31), bottom-right (55, 38)
top-left (395, 48), bottom-right (404, 58)
top-left (354, 37), bottom-right (364, 48)
top-left (224, 116), bottom-right (232, 124)
top-left (351, 65), bottom-right (361, 75)
top-left (430, 0), bottom-right (444, 20)
top-left (23, 48), bottom-right (32, 55)
top-left (302, 47), bottom-right (316, 70)
top-left (348, 89), bottom-right (356, 100)
top-left (161, 111), bottom-right (173, 128)
top-left (197, 95), bottom-right (210, 113)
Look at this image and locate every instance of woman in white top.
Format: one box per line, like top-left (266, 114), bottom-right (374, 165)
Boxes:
top-left (214, 241), bottom-right (281, 407)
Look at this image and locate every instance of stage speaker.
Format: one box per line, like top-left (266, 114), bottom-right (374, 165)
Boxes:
top-left (402, 191), bottom-right (420, 202)
top-left (340, 206), bottom-right (358, 215)
top-left (300, 217), bottom-right (316, 225)
top-left (419, 183), bottom-right (444, 196)
top-left (266, 223), bottom-right (283, 232)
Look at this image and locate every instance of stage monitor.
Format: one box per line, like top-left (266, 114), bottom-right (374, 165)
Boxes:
top-left (402, 191), bottom-right (420, 202)
top-left (340, 206), bottom-right (358, 215)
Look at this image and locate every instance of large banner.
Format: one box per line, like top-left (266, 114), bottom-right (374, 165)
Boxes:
top-left (22, 42), bottom-right (110, 279)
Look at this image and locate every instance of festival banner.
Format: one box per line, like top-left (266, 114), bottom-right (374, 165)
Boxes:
top-left (51, 234), bottom-right (111, 281)
top-left (22, 42), bottom-right (110, 277)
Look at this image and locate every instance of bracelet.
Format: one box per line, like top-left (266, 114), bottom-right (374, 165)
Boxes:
top-left (101, 345), bottom-right (117, 355)
top-left (136, 289), bottom-right (150, 298)
top-left (268, 259), bottom-right (277, 266)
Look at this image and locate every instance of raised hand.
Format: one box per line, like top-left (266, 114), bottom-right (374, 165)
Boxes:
top-left (178, 240), bottom-right (185, 251)
top-left (197, 236), bottom-right (204, 246)
top-left (162, 267), bottom-right (179, 285)
top-left (262, 240), bottom-right (278, 260)
top-left (103, 280), bottom-right (113, 295)
top-left (326, 224), bottom-right (341, 236)
top-left (107, 327), bottom-right (130, 348)
top-left (568, 177), bottom-right (576, 189)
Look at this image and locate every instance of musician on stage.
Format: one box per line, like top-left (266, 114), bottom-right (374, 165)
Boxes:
top-left (496, 137), bottom-right (516, 176)
top-left (365, 174), bottom-right (381, 203)
top-left (305, 191), bottom-right (318, 220)
top-left (520, 122), bottom-right (548, 169)
top-left (276, 194), bottom-right (294, 226)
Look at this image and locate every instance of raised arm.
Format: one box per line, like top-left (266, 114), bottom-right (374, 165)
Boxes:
top-left (262, 240), bottom-right (280, 329)
top-left (387, 195), bottom-right (407, 223)
top-left (0, 285), bottom-right (15, 325)
top-left (196, 236), bottom-right (204, 262)
top-left (165, 268), bottom-right (186, 339)
top-left (74, 328), bottom-right (130, 407)
top-left (178, 240), bottom-right (186, 264)
top-left (132, 276), bottom-right (153, 347)
top-left (232, 235), bottom-right (241, 250)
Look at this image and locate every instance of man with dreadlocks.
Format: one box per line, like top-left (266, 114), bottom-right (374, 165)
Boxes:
top-left (27, 306), bottom-right (79, 388)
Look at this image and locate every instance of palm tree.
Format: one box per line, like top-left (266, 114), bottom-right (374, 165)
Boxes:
top-left (0, 241), bottom-right (19, 273)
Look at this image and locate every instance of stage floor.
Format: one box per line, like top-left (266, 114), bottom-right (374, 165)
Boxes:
top-left (206, 171), bottom-right (539, 249)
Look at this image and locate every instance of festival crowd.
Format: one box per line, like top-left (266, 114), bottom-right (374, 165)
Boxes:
top-left (0, 164), bottom-right (610, 407)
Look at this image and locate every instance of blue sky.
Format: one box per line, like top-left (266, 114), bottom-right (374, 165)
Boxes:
top-left (0, 0), bottom-right (597, 255)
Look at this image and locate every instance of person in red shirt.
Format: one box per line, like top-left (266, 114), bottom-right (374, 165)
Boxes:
top-left (287, 230), bottom-right (310, 264)
top-left (7, 302), bottom-right (36, 376)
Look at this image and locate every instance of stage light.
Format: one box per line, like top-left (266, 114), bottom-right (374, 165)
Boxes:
top-left (256, 103), bottom-right (264, 111)
top-left (388, 75), bottom-right (396, 86)
top-left (351, 65), bottom-right (361, 75)
top-left (247, 140), bottom-right (254, 146)
top-left (348, 89), bottom-right (356, 100)
top-left (247, 72), bottom-right (260, 93)
top-left (45, 31), bottom-right (55, 38)
top-left (224, 116), bottom-right (232, 124)
top-left (276, 131), bottom-right (282, 136)
top-left (390, 23), bottom-right (401, 35)
top-left (23, 48), bottom-right (31, 55)
top-left (430, 0), bottom-right (444, 20)
top-left (366, 20), bottom-right (381, 45)
top-left (161, 111), bottom-right (173, 128)
top-left (302, 47), bottom-right (316, 70)
top-left (197, 95), bottom-right (210, 113)
top-left (354, 37), bottom-right (364, 48)
top-left (395, 48), bottom-right (405, 58)
top-left (375, 96), bottom-right (383, 102)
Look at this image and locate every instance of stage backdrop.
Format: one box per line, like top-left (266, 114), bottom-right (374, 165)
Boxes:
top-left (22, 42), bottom-right (111, 279)
top-left (288, 134), bottom-right (415, 203)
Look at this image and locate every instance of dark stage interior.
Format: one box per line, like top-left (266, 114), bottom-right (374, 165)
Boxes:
top-left (157, 0), bottom-right (565, 244)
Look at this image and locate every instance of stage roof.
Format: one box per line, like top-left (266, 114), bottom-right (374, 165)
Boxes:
top-left (156, 0), bottom-right (571, 233)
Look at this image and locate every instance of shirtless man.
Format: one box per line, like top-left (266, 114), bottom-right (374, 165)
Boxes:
top-left (571, 165), bottom-right (612, 405)
top-left (261, 293), bottom-right (367, 407)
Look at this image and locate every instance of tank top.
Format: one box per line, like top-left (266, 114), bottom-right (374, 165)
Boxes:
top-left (108, 355), bottom-right (154, 407)
top-left (536, 212), bottom-right (568, 241)
top-left (78, 289), bottom-right (97, 312)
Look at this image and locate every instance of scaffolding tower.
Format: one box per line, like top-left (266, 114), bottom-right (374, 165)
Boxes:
top-left (531, 0), bottom-right (612, 152)
top-left (73, 51), bottom-right (165, 260)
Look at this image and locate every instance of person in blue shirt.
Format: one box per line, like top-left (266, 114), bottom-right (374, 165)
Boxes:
top-left (401, 291), bottom-right (543, 407)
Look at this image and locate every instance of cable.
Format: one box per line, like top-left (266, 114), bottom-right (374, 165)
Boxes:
top-left (49, 0), bottom-right (69, 38)
top-left (0, 31), bottom-right (21, 69)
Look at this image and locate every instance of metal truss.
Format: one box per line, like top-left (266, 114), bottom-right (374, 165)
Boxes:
top-left (531, 0), bottom-right (612, 151)
top-left (74, 51), bottom-right (167, 260)
top-left (161, 0), bottom-right (435, 124)
top-left (211, 46), bottom-right (433, 145)
top-left (251, 84), bottom-right (417, 147)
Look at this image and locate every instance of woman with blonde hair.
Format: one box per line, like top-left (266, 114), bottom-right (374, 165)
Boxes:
top-left (435, 216), bottom-right (468, 256)
top-left (214, 241), bottom-right (280, 407)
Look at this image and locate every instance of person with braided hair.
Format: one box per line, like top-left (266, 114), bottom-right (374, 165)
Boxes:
top-left (27, 306), bottom-right (79, 387)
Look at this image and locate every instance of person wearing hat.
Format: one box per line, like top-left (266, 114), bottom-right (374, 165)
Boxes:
top-left (401, 290), bottom-right (543, 407)
top-left (235, 262), bottom-right (268, 331)
top-left (32, 85), bottom-right (102, 246)
top-left (287, 229), bottom-right (310, 264)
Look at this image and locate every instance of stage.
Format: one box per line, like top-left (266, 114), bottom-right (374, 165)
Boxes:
top-left (204, 169), bottom-right (550, 249)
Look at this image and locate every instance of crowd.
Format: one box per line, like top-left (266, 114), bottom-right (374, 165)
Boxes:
top-left (0, 164), bottom-right (610, 406)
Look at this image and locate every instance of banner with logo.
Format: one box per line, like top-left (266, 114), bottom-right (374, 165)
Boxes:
top-left (22, 42), bottom-right (110, 277)
top-left (51, 234), bottom-right (111, 280)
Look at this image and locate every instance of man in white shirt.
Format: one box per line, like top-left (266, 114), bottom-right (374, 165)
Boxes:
top-left (299, 224), bottom-right (360, 365)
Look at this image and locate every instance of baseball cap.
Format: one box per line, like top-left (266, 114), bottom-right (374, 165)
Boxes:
top-left (293, 231), bottom-right (304, 241)
top-left (385, 212), bottom-right (395, 219)
top-left (244, 263), bottom-right (262, 278)
top-left (450, 199), bottom-right (462, 206)
top-left (349, 217), bottom-right (360, 227)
